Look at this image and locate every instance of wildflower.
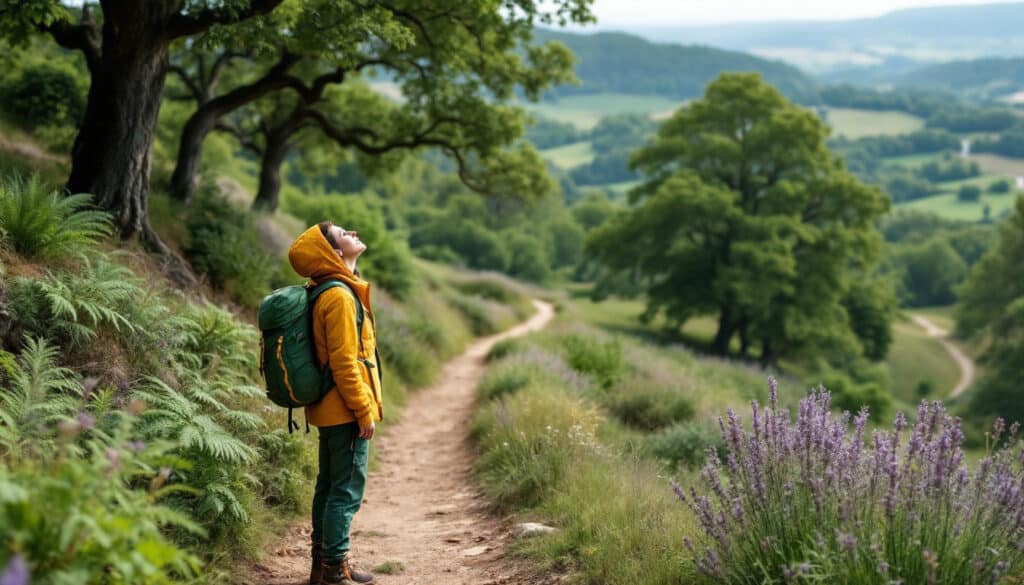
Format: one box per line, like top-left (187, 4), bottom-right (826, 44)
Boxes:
top-left (126, 398), bottom-right (147, 416)
top-left (105, 447), bottom-right (121, 472)
top-left (0, 554), bottom-right (29, 585)
top-left (838, 533), bottom-right (857, 552)
top-left (76, 412), bottom-right (96, 429)
top-left (877, 561), bottom-right (889, 575)
top-left (126, 440), bottom-right (146, 453)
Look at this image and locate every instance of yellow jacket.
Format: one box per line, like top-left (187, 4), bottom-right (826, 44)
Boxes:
top-left (287, 225), bottom-right (383, 429)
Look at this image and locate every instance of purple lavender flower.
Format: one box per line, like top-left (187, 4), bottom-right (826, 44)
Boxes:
top-left (0, 554), bottom-right (29, 585)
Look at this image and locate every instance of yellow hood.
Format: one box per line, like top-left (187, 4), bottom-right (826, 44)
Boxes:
top-left (287, 225), bottom-right (372, 310)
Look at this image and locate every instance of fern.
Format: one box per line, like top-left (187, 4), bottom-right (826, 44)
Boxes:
top-left (8, 255), bottom-right (143, 349)
top-left (0, 173), bottom-right (112, 259)
top-left (0, 336), bottom-right (82, 454)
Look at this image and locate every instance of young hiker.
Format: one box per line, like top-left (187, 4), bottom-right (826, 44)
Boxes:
top-left (287, 221), bottom-right (383, 585)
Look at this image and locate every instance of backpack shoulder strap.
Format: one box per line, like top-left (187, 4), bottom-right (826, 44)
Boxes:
top-left (307, 279), bottom-right (364, 352)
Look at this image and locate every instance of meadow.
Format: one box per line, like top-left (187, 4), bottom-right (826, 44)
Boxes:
top-left (523, 93), bottom-right (684, 130)
top-left (824, 107), bottom-right (926, 138)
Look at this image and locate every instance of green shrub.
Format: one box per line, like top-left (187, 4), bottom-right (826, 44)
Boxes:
top-left (478, 361), bottom-right (535, 400)
top-left (184, 185), bottom-right (274, 308)
top-left (603, 377), bottom-right (694, 431)
top-left (820, 373), bottom-right (891, 418)
top-left (486, 338), bottom-right (524, 362)
top-left (504, 231), bottom-right (552, 283)
top-left (957, 184), bottom-right (982, 202)
top-left (473, 387), bottom-right (602, 511)
top-left (0, 62), bottom-right (85, 131)
top-left (0, 174), bottom-right (112, 260)
top-left (989, 179), bottom-right (1012, 194)
top-left (647, 421), bottom-right (723, 469)
top-left (0, 337), bottom-right (202, 582)
top-left (561, 333), bottom-right (625, 389)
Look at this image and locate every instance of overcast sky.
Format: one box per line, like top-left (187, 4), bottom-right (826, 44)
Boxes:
top-left (591, 0), bottom-right (1023, 26)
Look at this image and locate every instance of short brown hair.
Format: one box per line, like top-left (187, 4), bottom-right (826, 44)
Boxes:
top-left (318, 220), bottom-right (338, 249)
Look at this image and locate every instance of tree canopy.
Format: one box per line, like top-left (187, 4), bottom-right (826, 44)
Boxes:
top-left (588, 73), bottom-right (892, 363)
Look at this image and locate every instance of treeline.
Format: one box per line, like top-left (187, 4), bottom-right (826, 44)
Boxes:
top-left (532, 28), bottom-right (820, 103)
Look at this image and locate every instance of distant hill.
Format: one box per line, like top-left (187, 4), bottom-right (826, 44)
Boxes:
top-left (894, 57), bottom-right (1024, 100)
top-left (534, 29), bottom-right (821, 104)
top-left (619, 3), bottom-right (1024, 74)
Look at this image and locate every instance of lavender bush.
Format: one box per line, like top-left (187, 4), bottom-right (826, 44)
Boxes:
top-left (677, 378), bottom-right (1024, 584)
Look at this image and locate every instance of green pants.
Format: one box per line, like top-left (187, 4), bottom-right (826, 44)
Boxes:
top-left (311, 422), bottom-right (369, 560)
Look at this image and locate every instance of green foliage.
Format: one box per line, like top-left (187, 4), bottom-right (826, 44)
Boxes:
top-left (957, 184), bottom-right (982, 202)
top-left (819, 373), bottom-right (891, 418)
top-left (184, 184), bottom-right (274, 308)
top-left (485, 338), bottom-right (525, 362)
top-left (889, 236), bottom-right (968, 307)
top-left (560, 333), bottom-right (625, 389)
top-left (0, 61), bottom-right (85, 145)
top-left (473, 385), bottom-right (602, 510)
top-left (8, 255), bottom-right (145, 350)
top-left (443, 289), bottom-right (518, 336)
top-left (478, 362), bottom-right (534, 400)
top-left (989, 179), bottom-right (1011, 194)
top-left (504, 231), bottom-right (552, 283)
top-left (843, 279), bottom-right (897, 360)
top-left (969, 298), bottom-right (1024, 424)
top-left (534, 28), bottom-right (819, 103)
top-left (647, 421), bottom-right (724, 469)
top-left (0, 338), bottom-right (203, 583)
top-left (602, 375), bottom-right (695, 431)
top-left (590, 73), bottom-right (891, 362)
top-left (0, 174), bottom-right (112, 260)
top-left (956, 197), bottom-right (1024, 337)
top-left (280, 191), bottom-right (415, 298)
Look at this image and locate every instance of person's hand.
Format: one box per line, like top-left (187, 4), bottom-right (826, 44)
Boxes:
top-left (358, 421), bottom-right (375, 440)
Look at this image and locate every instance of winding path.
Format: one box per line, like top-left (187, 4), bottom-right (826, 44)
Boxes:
top-left (250, 300), bottom-right (555, 585)
top-left (911, 314), bottom-right (975, 398)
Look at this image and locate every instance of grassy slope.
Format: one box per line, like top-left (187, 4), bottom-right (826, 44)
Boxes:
top-left (565, 285), bottom-right (965, 406)
top-left (826, 108), bottom-right (925, 139)
top-left (541, 140), bottom-right (595, 169)
top-left (523, 94), bottom-right (684, 131)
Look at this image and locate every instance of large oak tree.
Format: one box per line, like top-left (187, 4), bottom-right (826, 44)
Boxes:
top-left (0, 0), bottom-right (592, 243)
top-left (588, 73), bottom-right (892, 364)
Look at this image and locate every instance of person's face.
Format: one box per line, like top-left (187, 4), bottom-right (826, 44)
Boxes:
top-left (330, 225), bottom-right (366, 259)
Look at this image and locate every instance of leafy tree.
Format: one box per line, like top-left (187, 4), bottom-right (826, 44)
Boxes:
top-left (956, 196), bottom-right (1024, 337)
top-left (969, 298), bottom-right (1024, 423)
top-left (589, 73), bottom-right (890, 363)
top-left (166, 0), bottom-right (593, 211)
top-left (957, 185), bottom-right (982, 202)
top-left (889, 239), bottom-right (967, 307)
top-left (0, 0), bottom-right (593, 244)
top-left (989, 179), bottom-right (1011, 194)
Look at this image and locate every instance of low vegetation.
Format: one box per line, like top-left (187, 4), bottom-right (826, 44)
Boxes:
top-left (0, 172), bottom-right (531, 581)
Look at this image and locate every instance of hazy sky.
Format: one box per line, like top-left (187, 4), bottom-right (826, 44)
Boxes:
top-left (592, 0), bottom-right (1024, 26)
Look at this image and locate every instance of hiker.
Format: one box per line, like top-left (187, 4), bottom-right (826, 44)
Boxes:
top-left (287, 221), bottom-right (383, 585)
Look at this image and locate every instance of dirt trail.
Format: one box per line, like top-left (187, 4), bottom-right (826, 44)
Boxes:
top-left (911, 314), bottom-right (975, 398)
top-left (251, 300), bottom-right (555, 585)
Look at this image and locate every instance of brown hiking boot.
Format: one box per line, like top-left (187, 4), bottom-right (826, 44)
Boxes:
top-left (309, 541), bottom-right (322, 585)
top-left (321, 557), bottom-right (375, 585)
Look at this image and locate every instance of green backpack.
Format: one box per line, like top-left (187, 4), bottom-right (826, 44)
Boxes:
top-left (257, 279), bottom-right (362, 432)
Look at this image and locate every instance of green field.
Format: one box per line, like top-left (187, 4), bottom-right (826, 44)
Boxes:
top-left (826, 108), bottom-right (925, 139)
top-left (900, 190), bottom-right (1018, 221)
top-left (541, 140), bottom-right (594, 169)
top-left (886, 314), bottom-right (963, 404)
top-left (524, 94), bottom-right (684, 130)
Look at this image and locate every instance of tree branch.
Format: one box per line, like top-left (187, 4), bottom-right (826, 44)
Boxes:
top-left (166, 0), bottom-right (285, 39)
top-left (41, 4), bottom-right (101, 72)
top-left (168, 63), bottom-right (205, 102)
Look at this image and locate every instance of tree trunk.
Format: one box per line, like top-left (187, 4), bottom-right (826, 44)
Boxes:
top-left (760, 339), bottom-right (778, 368)
top-left (711, 307), bottom-right (737, 354)
top-left (169, 109), bottom-right (219, 205)
top-left (66, 11), bottom-right (170, 242)
top-left (252, 133), bottom-right (291, 212)
top-left (738, 318), bottom-right (751, 357)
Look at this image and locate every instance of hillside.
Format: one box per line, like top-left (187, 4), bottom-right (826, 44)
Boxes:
top-left (623, 2), bottom-right (1024, 73)
top-left (534, 29), bottom-right (820, 103)
top-left (895, 56), bottom-right (1024, 101)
